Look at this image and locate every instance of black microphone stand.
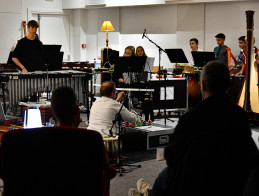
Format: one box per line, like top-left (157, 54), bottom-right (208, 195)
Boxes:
top-left (143, 31), bottom-right (166, 118)
top-left (109, 100), bottom-right (141, 176)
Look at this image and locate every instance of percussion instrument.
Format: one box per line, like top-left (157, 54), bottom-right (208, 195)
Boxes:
top-left (116, 88), bottom-right (154, 92)
top-left (103, 135), bottom-right (120, 162)
top-left (175, 64), bottom-right (195, 74)
top-left (229, 67), bottom-right (240, 75)
top-left (187, 72), bottom-right (201, 108)
top-left (0, 70), bottom-right (92, 114)
top-left (227, 75), bottom-right (244, 104)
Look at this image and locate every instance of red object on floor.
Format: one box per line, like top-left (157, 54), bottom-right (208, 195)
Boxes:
top-left (103, 166), bottom-right (117, 196)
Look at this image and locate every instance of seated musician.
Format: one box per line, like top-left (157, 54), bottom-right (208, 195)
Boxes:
top-left (88, 81), bottom-right (138, 135)
top-left (136, 46), bottom-right (147, 57)
top-left (113, 46), bottom-right (136, 86)
top-left (12, 20), bottom-right (43, 72)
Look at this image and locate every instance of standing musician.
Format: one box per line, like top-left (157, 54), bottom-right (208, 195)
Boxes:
top-left (188, 38), bottom-right (200, 65)
top-left (256, 54), bottom-right (259, 66)
top-left (239, 37), bottom-right (259, 75)
top-left (214, 33), bottom-right (232, 67)
top-left (229, 36), bottom-right (246, 74)
top-left (189, 38), bottom-right (199, 52)
top-left (12, 20), bottom-right (43, 72)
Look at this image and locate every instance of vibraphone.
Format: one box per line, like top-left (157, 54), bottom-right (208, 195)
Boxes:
top-left (0, 70), bottom-right (92, 115)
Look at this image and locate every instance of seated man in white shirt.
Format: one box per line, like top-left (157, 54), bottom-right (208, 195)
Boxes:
top-left (88, 81), bottom-right (138, 135)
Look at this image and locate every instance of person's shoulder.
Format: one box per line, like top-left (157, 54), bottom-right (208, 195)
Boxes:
top-left (35, 39), bottom-right (43, 45)
top-left (223, 45), bottom-right (230, 50)
top-left (178, 106), bottom-right (200, 122)
top-left (17, 37), bottom-right (27, 44)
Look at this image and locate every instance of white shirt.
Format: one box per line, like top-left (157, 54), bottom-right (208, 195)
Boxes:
top-left (88, 96), bottom-right (138, 135)
top-left (188, 49), bottom-right (203, 65)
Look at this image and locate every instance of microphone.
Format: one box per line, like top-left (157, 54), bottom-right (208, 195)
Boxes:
top-left (142, 28), bottom-right (146, 39)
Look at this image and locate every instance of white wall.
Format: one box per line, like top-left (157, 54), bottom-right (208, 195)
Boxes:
top-left (205, 2), bottom-right (259, 57)
top-left (0, 0), bottom-right (22, 63)
top-left (1, 0), bottom-right (259, 65)
top-left (81, 1), bottom-right (259, 68)
top-left (22, 0), bottom-right (63, 21)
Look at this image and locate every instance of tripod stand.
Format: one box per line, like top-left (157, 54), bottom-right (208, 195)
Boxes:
top-left (109, 101), bottom-right (141, 176)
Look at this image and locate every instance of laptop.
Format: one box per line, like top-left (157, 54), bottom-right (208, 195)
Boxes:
top-left (0, 103), bottom-right (22, 126)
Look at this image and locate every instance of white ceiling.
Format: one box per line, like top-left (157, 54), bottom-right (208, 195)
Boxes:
top-left (62, 0), bottom-right (254, 9)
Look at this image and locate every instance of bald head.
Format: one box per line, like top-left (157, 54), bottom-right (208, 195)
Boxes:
top-left (201, 61), bottom-right (230, 97)
top-left (100, 82), bottom-right (116, 98)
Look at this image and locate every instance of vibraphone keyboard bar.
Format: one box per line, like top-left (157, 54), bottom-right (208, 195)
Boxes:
top-left (0, 70), bottom-right (91, 114)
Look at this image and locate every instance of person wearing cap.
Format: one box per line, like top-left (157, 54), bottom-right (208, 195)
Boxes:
top-left (214, 33), bottom-right (231, 67)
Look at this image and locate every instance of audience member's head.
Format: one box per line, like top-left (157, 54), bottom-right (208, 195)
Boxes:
top-left (136, 46), bottom-right (147, 57)
top-left (100, 81), bottom-right (116, 99)
top-left (201, 60), bottom-right (230, 98)
top-left (51, 86), bottom-right (79, 127)
top-left (124, 46), bottom-right (135, 57)
top-left (215, 33), bottom-right (225, 46)
top-left (189, 38), bottom-right (199, 51)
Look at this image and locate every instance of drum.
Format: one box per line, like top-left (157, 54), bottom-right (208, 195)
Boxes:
top-left (227, 74), bottom-right (245, 104)
top-left (187, 72), bottom-right (201, 108)
top-left (103, 136), bottom-right (121, 162)
top-left (229, 67), bottom-right (240, 75)
top-left (182, 65), bottom-right (195, 74)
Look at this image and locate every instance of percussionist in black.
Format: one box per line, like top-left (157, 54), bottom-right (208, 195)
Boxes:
top-left (12, 20), bottom-right (43, 72)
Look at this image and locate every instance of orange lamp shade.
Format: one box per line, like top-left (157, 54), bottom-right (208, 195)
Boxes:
top-left (100, 21), bottom-right (114, 31)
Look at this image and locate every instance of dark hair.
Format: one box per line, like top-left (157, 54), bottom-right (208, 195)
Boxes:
top-left (201, 61), bottom-right (230, 94)
top-left (215, 33), bottom-right (225, 40)
top-left (100, 81), bottom-right (116, 97)
top-left (27, 20), bottom-right (39, 28)
top-left (51, 86), bottom-right (78, 124)
top-left (189, 38), bottom-right (199, 44)
top-left (239, 36), bottom-right (246, 43)
top-left (136, 46), bottom-right (147, 57)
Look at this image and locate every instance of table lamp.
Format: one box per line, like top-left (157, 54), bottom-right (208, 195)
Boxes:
top-left (100, 21), bottom-right (114, 49)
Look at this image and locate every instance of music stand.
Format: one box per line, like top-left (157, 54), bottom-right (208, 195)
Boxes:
top-left (191, 51), bottom-right (215, 68)
top-left (165, 49), bottom-right (189, 65)
top-left (114, 56), bottom-right (147, 110)
top-left (30, 50), bottom-right (64, 100)
top-left (114, 56), bottom-right (147, 84)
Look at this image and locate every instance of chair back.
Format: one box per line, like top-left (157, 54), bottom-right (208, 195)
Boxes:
top-left (1, 127), bottom-right (104, 196)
